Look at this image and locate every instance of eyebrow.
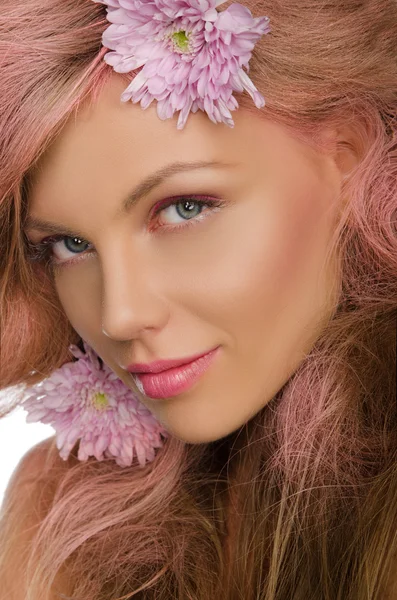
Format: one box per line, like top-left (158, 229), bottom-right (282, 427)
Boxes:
top-left (24, 160), bottom-right (233, 237)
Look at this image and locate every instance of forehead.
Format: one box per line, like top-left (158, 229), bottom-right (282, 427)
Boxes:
top-left (28, 73), bottom-right (320, 222)
top-left (33, 74), bottom-right (246, 183)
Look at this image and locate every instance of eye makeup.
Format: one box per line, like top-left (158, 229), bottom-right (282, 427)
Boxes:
top-left (24, 194), bottom-right (225, 269)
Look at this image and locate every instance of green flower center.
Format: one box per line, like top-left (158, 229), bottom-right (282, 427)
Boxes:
top-left (172, 30), bottom-right (190, 52)
top-left (92, 392), bottom-right (109, 411)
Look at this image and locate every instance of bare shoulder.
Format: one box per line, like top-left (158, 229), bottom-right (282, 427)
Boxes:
top-left (0, 436), bottom-right (70, 600)
top-left (5, 435), bottom-right (57, 494)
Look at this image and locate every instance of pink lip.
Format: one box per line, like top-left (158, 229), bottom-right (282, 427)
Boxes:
top-left (130, 346), bottom-right (220, 399)
top-left (126, 348), bottom-right (218, 375)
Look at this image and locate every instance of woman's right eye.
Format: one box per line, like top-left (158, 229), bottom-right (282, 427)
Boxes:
top-left (26, 234), bottom-right (93, 267)
top-left (51, 236), bottom-right (92, 262)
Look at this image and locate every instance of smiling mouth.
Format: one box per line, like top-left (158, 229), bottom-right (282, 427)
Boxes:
top-left (131, 347), bottom-right (221, 399)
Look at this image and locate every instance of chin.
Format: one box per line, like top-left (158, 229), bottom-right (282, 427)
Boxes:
top-left (166, 420), bottom-right (245, 446)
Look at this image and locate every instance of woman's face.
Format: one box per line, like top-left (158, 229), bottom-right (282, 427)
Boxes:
top-left (26, 74), bottom-right (344, 443)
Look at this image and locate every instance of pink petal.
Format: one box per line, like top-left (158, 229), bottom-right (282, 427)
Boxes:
top-left (121, 70), bottom-right (148, 101)
top-left (156, 97), bottom-right (171, 120)
top-left (135, 439), bottom-right (147, 468)
top-left (141, 92), bottom-right (155, 109)
top-left (218, 63), bottom-right (230, 85)
top-left (188, 62), bottom-right (203, 84)
top-left (147, 75), bottom-right (167, 95)
top-left (56, 428), bottom-right (69, 449)
top-left (121, 438), bottom-right (134, 464)
top-left (197, 67), bottom-right (210, 97)
top-left (177, 98), bottom-right (194, 129)
top-left (25, 409), bottom-right (48, 422)
top-left (94, 435), bottom-right (109, 459)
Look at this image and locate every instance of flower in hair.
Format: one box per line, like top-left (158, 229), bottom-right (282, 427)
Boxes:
top-left (93, 0), bottom-right (271, 129)
top-left (21, 341), bottom-right (168, 468)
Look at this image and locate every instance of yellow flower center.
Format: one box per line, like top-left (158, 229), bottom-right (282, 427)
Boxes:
top-left (172, 30), bottom-right (190, 52)
top-left (92, 392), bottom-right (109, 411)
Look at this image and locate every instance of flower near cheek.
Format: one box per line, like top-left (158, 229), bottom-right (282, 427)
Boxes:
top-left (21, 341), bottom-right (168, 468)
top-left (93, 0), bottom-right (271, 129)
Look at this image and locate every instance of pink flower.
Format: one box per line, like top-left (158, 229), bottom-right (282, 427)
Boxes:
top-left (93, 0), bottom-right (271, 129)
top-left (22, 341), bottom-right (168, 468)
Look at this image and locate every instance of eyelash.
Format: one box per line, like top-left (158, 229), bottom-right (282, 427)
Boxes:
top-left (25, 195), bottom-right (224, 270)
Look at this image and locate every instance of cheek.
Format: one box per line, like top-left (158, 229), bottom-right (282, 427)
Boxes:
top-left (170, 182), bottom-right (335, 334)
top-left (165, 185), bottom-right (339, 411)
top-left (54, 266), bottom-right (103, 342)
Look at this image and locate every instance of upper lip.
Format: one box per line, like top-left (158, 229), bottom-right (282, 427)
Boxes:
top-left (125, 347), bottom-right (217, 374)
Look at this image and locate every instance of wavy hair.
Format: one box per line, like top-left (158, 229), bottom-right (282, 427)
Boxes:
top-left (0, 0), bottom-right (396, 598)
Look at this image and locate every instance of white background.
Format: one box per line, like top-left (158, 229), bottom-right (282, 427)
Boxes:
top-left (0, 407), bottom-right (54, 508)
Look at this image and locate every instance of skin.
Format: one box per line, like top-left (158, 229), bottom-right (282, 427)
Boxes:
top-left (25, 73), bottom-right (355, 444)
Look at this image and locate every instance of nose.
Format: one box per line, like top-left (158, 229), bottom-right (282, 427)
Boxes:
top-left (100, 252), bottom-right (169, 342)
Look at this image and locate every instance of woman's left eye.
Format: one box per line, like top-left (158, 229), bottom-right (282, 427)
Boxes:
top-left (25, 195), bottom-right (224, 268)
top-left (151, 195), bottom-right (222, 232)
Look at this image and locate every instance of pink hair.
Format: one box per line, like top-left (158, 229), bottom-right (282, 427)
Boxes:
top-left (0, 1), bottom-right (396, 598)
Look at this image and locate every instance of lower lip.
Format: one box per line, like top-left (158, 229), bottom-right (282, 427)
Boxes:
top-left (131, 346), bottom-right (220, 400)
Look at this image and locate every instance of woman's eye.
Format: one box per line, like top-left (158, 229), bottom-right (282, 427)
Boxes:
top-left (151, 196), bottom-right (221, 230)
top-left (26, 195), bottom-right (224, 268)
top-left (50, 237), bottom-right (91, 262)
top-left (26, 235), bottom-right (92, 268)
